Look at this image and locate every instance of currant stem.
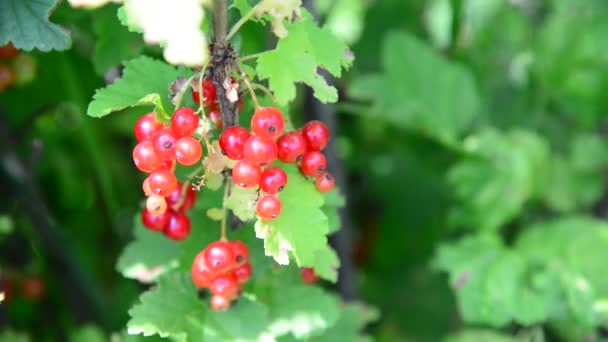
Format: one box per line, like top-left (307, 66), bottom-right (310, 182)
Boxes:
top-left (226, 6), bottom-right (257, 41)
top-left (220, 178), bottom-right (231, 241)
top-left (174, 74), bottom-right (197, 109)
top-left (240, 70), bottom-right (260, 110)
top-left (172, 164), bottom-right (206, 210)
top-left (238, 52), bottom-right (263, 63)
top-left (251, 83), bottom-right (277, 107)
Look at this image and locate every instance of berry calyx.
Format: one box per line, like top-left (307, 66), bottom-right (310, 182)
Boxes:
top-left (209, 274), bottom-right (239, 298)
top-left (232, 160), bottom-right (262, 188)
top-left (210, 295), bottom-right (231, 311)
top-left (163, 211), bottom-right (191, 240)
top-left (229, 240), bottom-right (250, 267)
top-left (134, 113), bottom-right (164, 142)
top-left (260, 167), bottom-right (288, 194)
top-left (174, 136), bottom-right (203, 165)
top-left (141, 208), bottom-right (172, 231)
top-left (219, 126), bottom-right (251, 160)
top-left (251, 107), bottom-right (285, 139)
top-left (152, 128), bottom-right (180, 161)
top-left (256, 196), bottom-right (282, 221)
top-left (146, 194), bottom-right (167, 216)
top-left (133, 141), bottom-right (163, 173)
top-left (315, 173), bottom-right (335, 193)
top-left (277, 131), bottom-right (307, 163)
top-left (148, 170), bottom-right (178, 197)
top-left (233, 263), bottom-right (252, 284)
top-left (300, 151), bottom-right (327, 177)
top-left (243, 135), bottom-right (277, 166)
top-left (302, 120), bottom-right (330, 151)
top-left (203, 241), bottom-right (235, 272)
top-left (171, 107), bottom-right (199, 137)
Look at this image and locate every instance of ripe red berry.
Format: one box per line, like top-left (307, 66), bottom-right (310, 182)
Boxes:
top-left (256, 196), bottom-right (282, 221)
top-left (192, 251), bottom-right (217, 288)
top-left (148, 170), bottom-right (178, 197)
top-left (277, 131), bottom-right (307, 163)
top-left (302, 120), bottom-right (329, 151)
top-left (232, 160), bottom-right (262, 188)
top-left (219, 126), bottom-right (250, 160)
top-left (229, 240), bottom-right (250, 267)
top-left (233, 263), bottom-right (252, 284)
top-left (0, 43), bottom-right (19, 59)
top-left (133, 141), bottom-right (163, 173)
top-left (175, 136), bottom-right (203, 165)
top-left (165, 183), bottom-right (197, 212)
top-left (251, 107), bottom-right (285, 139)
top-left (146, 194), bottom-right (167, 216)
top-left (209, 274), bottom-right (239, 298)
top-left (300, 267), bottom-right (320, 284)
top-left (243, 135), bottom-right (277, 166)
top-left (152, 128), bottom-right (180, 161)
top-left (315, 173), bottom-right (335, 192)
top-left (171, 107), bottom-right (199, 137)
top-left (192, 79), bottom-right (217, 106)
top-left (208, 108), bottom-right (223, 129)
top-left (158, 159), bottom-right (175, 171)
top-left (21, 276), bottom-right (45, 301)
top-left (203, 241), bottom-right (235, 272)
top-left (163, 211), bottom-right (191, 240)
top-left (260, 167), bottom-right (287, 194)
top-left (300, 151), bottom-right (327, 177)
top-left (0, 65), bottom-right (15, 91)
top-left (134, 113), bottom-right (164, 142)
top-left (142, 177), bottom-right (153, 196)
top-left (210, 295), bottom-right (231, 311)
top-left (142, 208), bottom-right (172, 231)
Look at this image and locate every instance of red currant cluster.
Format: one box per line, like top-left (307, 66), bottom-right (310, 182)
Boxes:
top-left (219, 107), bottom-right (335, 221)
top-left (191, 78), bottom-right (242, 129)
top-left (191, 240), bottom-right (252, 311)
top-left (132, 108), bottom-right (204, 240)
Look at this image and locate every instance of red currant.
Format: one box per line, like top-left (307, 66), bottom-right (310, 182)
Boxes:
top-left (152, 128), bottom-right (180, 161)
top-left (148, 170), bottom-right (178, 197)
top-left (142, 208), bottom-right (172, 231)
top-left (158, 159), bottom-right (175, 171)
top-left (21, 276), bottom-right (45, 301)
top-left (174, 136), bottom-right (203, 165)
top-left (303, 120), bottom-right (329, 151)
top-left (277, 131), bottom-right (307, 163)
top-left (133, 141), bottom-right (163, 173)
top-left (232, 160), bottom-right (262, 188)
top-left (229, 240), bottom-right (249, 267)
top-left (192, 251), bottom-right (217, 287)
top-left (134, 113), bottom-right (164, 142)
top-left (0, 43), bottom-right (19, 59)
top-left (219, 126), bottom-right (251, 160)
top-left (233, 263), bottom-right (252, 284)
top-left (142, 177), bottom-right (153, 196)
top-left (203, 241), bottom-right (236, 272)
top-left (165, 183), bottom-right (197, 212)
top-left (163, 211), bottom-right (191, 240)
top-left (146, 194), bottom-right (167, 216)
top-left (260, 167), bottom-right (287, 194)
top-left (315, 173), bottom-right (335, 192)
top-left (251, 107), bottom-right (285, 139)
top-left (208, 108), bottom-right (223, 129)
top-left (300, 267), bottom-right (320, 284)
top-left (192, 79), bottom-right (217, 106)
top-left (256, 196), bottom-right (282, 221)
top-left (209, 274), bottom-right (239, 298)
top-left (171, 107), bottom-right (199, 137)
top-left (243, 135), bottom-right (277, 166)
top-left (300, 151), bottom-right (327, 177)
top-left (210, 295), bottom-right (231, 311)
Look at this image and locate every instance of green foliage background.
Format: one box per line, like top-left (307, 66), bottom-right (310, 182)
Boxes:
top-left (2, 0), bottom-right (608, 341)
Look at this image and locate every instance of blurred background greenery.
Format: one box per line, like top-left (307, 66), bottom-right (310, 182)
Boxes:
top-left (2, 0), bottom-right (608, 341)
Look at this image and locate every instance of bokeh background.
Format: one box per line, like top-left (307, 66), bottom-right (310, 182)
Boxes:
top-left (2, 0), bottom-right (608, 341)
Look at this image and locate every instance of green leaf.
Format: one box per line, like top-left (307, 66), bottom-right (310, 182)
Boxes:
top-left (256, 9), bottom-right (353, 105)
top-left (349, 31), bottom-right (480, 145)
top-left (116, 217), bottom-right (180, 283)
top-left (69, 325), bottom-right (105, 342)
top-left (0, 0), bottom-right (70, 51)
top-left (87, 56), bottom-right (179, 118)
top-left (225, 186), bottom-right (258, 222)
top-left (0, 330), bottom-right (30, 342)
top-left (443, 329), bottom-right (520, 342)
top-left (425, 0), bottom-right (453, 49)
top-left (322, 189), bottom-right (345, 234)
top-left (311, 303), bottom-right (378, 342)
top-left (324, 0), bottom-right (366, 44)
top-left (311, 247), bottom-right (340, 283)
top-left (93, 5), bottom-right (143, 75)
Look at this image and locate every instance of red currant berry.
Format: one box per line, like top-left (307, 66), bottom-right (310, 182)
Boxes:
top-left (163, 211), bottom-right (191, 240)
top-left (300, 267), bottom-right (320, 284)
top-left (243, 135), bottom-right (277, 166)
top-left (277, 131), bottom-right (307, 163)
top-left (192, 251), bottom-right (217, 287)
top-left (148, 170), bottom-right (178, 197)
top-left (0, 43), bottom-right (19, 59)
top-left (210, 295), bottom-right (231, 311)
top-left (175, 136), bottom-right (203, 165)
top-left (22, 276), bottom-right (45, 301)
top-left (315, 173), bottom-right (335, 192)
top-left (165, 183), bottom-right (197, 212)
top-left (232, 160), bottom-right (262, 188)
top-left (152, 128), bottom-right (180, 161)
top-left (133, 141), bottom-right (163, 173)
top-left (220, 126), bottom-right (251, 160)
top-left (302, 120), bottom-right (329, 151)
top-left (260, 167), bottom-right (287, 194)
top-left (134, 113), bottom-right (164, 142)
top-left (256, 196), bottom-right (282, 221)
top-left (208, 108), bottom-right (223, 129)
top-left (300, 151), bottom-right (327, 177)
top-left (142, 177), bottom-right (153, 196)
top-left (0, 65), bottom-right (15, 91)
top-left (146, 194), bottom-right (167, 216)
top-left (192, 79), bottom-right (217, 106)
top-left (142, 208), bottom-right (172, 231)
top-left (171, 107), bottom-right (199, 137)
top-left (209, 273), bottom-right (239, 298)
top-left (251, 107), bottom-right (285, 139)
top-left (204, 241), bottom-right (236, 272)
top-left (233, 263), bottom-right (252, 284)
top-left (158, 159), bottom-right (175, 171)
top-left (229, 240), bottom-right (249, 267)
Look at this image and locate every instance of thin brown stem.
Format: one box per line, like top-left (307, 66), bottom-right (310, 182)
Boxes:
top-left (239, 70), bottom-right (260, 109)
top-left (213, 0), bottom-right (228, 42)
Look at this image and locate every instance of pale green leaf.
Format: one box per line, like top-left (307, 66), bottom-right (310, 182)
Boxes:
top-left (443, 329), bottom-right (519, 342)
top-left (310, 303), bottom-right (378, 342)
top-left (225, 186), bottom-right (258, 222)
